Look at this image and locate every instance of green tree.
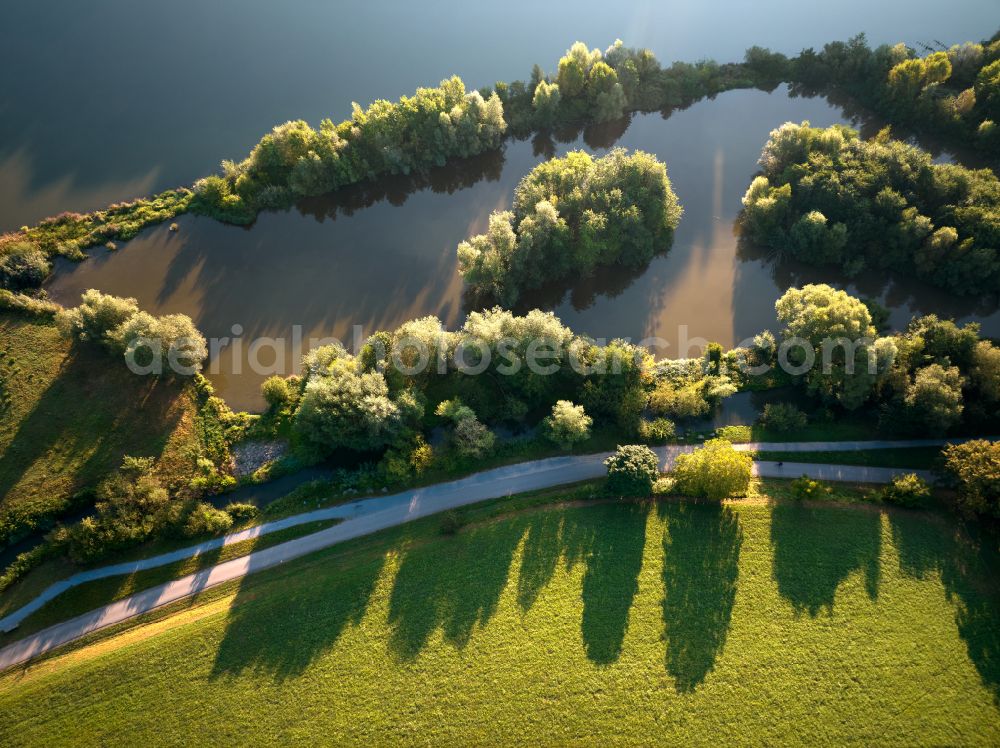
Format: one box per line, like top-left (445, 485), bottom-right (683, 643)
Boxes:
top-left (941, 440), bottom-right (1000, 517)
top-left (904, 364), bottom-right (964, 434)
top-left (544, 400), bottom-right (592, 449)
top-left (605, 444), bottom-right (660, 496)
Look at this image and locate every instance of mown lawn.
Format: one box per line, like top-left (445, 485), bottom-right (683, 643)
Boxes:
top-left (0, 486), bottom-right (997, 745)
top-left (0, 313), bottom-right (200, 540)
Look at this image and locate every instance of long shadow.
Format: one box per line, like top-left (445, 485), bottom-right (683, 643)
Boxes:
top-left (210, 548), bottom-right (387, 681)
top-left (574, 502), bottom-right (649, 665)
top-left (770, 503), bottom-right (881, 616)
top-left (890, 511), bottom-right (1000, 702)
top-left (659, 501), bottom-right (742, 692)
top-left (387, 518), bottom-right (526, 660)
top-left (0, 346), bottom-right (183, 545)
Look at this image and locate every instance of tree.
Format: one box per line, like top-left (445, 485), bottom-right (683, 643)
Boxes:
top-left (904, 364), bottom-right (964, 434)
top-left (759, 403), bottom-right (807, 433)
top-left (531, 80), bottom-right (561, 128)
top-left (55, 289), bottom-right (139, 348)
top-left (775, 284), bottom-right (893, 410)
top-left (112, 311), bottom-right (208, 375)
top-left (544, 400), bottom-right (592, 449)
top-left (605, 444), bottom-right (660, 496)
top-left (0, 240), bottom-right (49, 290)
top-left (295, 353), bottom-right (404, 452)
top-left (971, 341), bottom-right (1000, 401)
top-left (941, 440), bottom-right (1000, 517)
top-left (671, 438), bottom-right (753, 500)
top-left (436, 398), bottom-right (495, 459)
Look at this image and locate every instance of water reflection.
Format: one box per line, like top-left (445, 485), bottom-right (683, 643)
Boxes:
top-left (45, 87), bottom-right (1000, 410)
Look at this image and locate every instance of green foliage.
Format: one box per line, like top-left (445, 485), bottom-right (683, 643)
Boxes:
top-left (941, 440), bottom-right (1000, 517)
top-left (191, 77), bottom-right (506, 224)
top-left (605, 444), bottom-right (660, 496)
top-left (544, 400), bottom-right (592, 450)
top-left (716, 425), bottom-right (752, 443)
top-left (904, 364), bottom-right (964, 435)
top-left (457, 149), bottom-right (681, 304)
top-left (295, 348), bottom-right (412, 453)
top-left (638, 417), bottom-right (676, 444)
top-left (743, 122), bottom-right (1000, 295)
top-left (261, 375), bottom-right (292, 410)
top-left (881, 473), bottom-right (932, 508)
top-left (181, 502), bottom-right (234, 538)
top-left (224, 502), bottom-right (260, 522)
top-left (438, 510), bottom-right (465, 536)
top-left (790, 476), bottom-right (832, 501)
top-left (0, 239), bottom-right (50, 291)
top-left (55, 289), bottom-right (207, 375)
top-left (672, 439), bottom-right (753, 500)
top-left (775, 284), bottom-right (895, 410)
top-left (759, 403), bottom-right (808, 433)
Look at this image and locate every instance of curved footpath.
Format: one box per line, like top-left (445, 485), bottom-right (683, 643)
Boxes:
top-left (0, 438), bottom-right (976, 671)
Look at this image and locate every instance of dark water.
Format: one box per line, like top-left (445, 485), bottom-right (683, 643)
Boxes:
top-left (5, 2), bottom-right (1000, 409)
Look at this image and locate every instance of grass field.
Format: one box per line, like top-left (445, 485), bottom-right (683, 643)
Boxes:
top-left (0, 313), bottom-right (201, 542)
top-left (1, 485), bottom-right (997, 745)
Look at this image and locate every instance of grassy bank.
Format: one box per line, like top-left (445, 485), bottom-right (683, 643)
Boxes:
top-left (0, 313), bottom-right (202, 544)
top-left (755, 447), bottom-right (943, 470)
top-left (1, 481), bottom-right (996, 744)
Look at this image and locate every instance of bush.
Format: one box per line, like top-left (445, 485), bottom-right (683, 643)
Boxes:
top-left (261, 375), bottom-right (292, 409)
top-left (716, 424), bottom-right (752, 443)
top-left (759, 402), bottom-right (808, 433)
top-left (638, 417), bottom-right (676, 443)
top-left (881, 473), bottom-right (932, 507)
top-left (182, 502), bottom-right (235, 538)
top-left (544, 400), bottom-right (592, 449)
top-left (672, 438), bottom-right (753, 500)
top-left (0, 240), bottom-right (50, 290)
top-left (605, 444), bottom-right (660, 497)
top-left (224, 502), bottom-right (260, 522)
top-left (790, 475), bottom-right (832, 501)
top-left (941, 440), bottom-right (1000, 517)
top-left (439, 510), bottom-right (465, 535)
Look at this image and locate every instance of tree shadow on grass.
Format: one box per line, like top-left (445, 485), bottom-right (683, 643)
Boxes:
top-left (387, 518), bottom-right (526, 660)
top-left (659, 501), bottom-right (742, 692)
top-left (575, 502), bottom-right (648, 665)
top-left (0, 346), bottom-right (183, 541)
top-left (890, 511), bottom-right (1000, 703)
top-left (770, 503), bottom-right (881, 616)
top-left (210, 548), bottom-right (387, 682)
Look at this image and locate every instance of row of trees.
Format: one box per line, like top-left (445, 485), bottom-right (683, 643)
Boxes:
top-left (741, 121), bottom-right (1000, 296)
top-left (55, 289), bottom-right (208, 376)
top-left (762, 284), bottom-right (1000, 436)
top-left (787, 32), bottom-right (1000, 157)
top-left (191, 76), bottom-right (507, 224)
top-left (457, 148), bottom-right (682, 304)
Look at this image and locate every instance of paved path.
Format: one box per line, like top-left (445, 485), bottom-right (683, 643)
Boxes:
top-left (0, 438), bottom-right (972, 670)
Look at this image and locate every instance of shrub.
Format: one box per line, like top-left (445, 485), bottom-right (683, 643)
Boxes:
top-left (672, 438), bottom-right (753, 499)
top-left (790, 475), bottom-right (832, 501)
top-left (941, 440), bottom-right (1000, 517)
top-left (261, 375), bottom-right (292, 409)
top-left (439, 510), bottom-right (465, 536)
top-left (182, 502), bottom-right (234, 538)
top-left (544, 400), bottom-right (592, 449)
top-left (759, 402), bottom-right (808, 433)
top-left (638, 417), bottom-right (676, 443)
top-left (224, 502), bottom-right (260, 522)
top-left (716, 424), bottom-right (752, 443)
top-left (881, 473), bottom-right (932, 507)
top-left (605, 444), bottom-right (660, 497)
top-left (649, 381), bottom-right (709, 420)
top-left (0, 240), bottom-right (50, 290)
top-left (453, 415), bottom-right (495, 459)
